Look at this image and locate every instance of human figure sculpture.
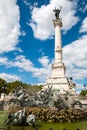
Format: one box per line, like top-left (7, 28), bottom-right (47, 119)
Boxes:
top-left (13, 108), bottom-right (26, 125)
top-left (26, 113), bottom-right (35, 125)
top-left (53, 7), bottom-right (62, 19)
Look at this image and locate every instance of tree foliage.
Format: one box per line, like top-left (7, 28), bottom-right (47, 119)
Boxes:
top-left (0, 78), bottom-right (43, 94)
top-left (80, 90), bottom-right (87, 96)
top-left (0, 78), bottom-right (7, 93)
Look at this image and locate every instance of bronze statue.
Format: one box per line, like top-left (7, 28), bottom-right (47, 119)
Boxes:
top-left (53, 7), bottom-right (62, 19)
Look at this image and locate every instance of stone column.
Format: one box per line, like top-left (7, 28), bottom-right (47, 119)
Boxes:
top-left (53, 19), bottom-right (63, 63)
top-left (44, 9), bottom-right (75, 95)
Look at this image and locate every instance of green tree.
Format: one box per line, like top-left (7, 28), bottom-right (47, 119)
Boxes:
top-left (80, 90), bottom-right (87, 96)
top-left (0, 78), bottom-right (43, 95)
top-left (7, 81), bottom-right (32, 93)
top-left (7, 81), bottom-right (24, 92)
top-left (0, 78), bottom-right (7, 93)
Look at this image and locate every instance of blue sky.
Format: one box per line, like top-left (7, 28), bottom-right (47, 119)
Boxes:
top-left (0, 0), bottom-right (87, 92)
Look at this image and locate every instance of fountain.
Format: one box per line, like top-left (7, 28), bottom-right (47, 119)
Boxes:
top-left (4, 7), bottom-right (87, 126)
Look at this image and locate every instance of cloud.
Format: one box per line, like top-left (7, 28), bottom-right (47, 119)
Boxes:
top-left (13, 55), bottom-right (34, 71)
top-left (29, 0), bottom-right (79, 40)
top-left (0, 0), bottom-right (20, 54)
top-left (38, 56), bottom-right (50, 67)
top-left (0, 32), bottom-right (87, 85)
top-left (3, 55), bottom-right (51, 82)
top-left (84, 5), bottom-right (87, 12)
top-left (79, 17), bottom-right (87, 33)
top-left (0, 57), bottom-right (9, 65)
top-left (0, 73), bottom-right (21, 82)
top-left (78, 4), bottom-right (87, 13)
top-left (75, 83), bottom-right (84, 93)
top-left (63, 35), bottom-right (87, 81)
top-left (21, 31), bottom-right (26, 36)
top-left (22, 0), bottom-right (31, 6)
top-left (32, 56), bottom-right (51, 81)
top-left (13, 55), bottom-right (52, 81)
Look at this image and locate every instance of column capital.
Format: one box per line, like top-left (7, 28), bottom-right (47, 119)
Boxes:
top-left (53, 18), bottom-right (63, 28)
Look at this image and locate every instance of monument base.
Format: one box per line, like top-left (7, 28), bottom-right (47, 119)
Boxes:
top-left (44, 76), bottom-right (76, 95)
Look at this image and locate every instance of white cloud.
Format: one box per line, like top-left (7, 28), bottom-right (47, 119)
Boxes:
top-left (38, 56), bottom-right (50, 67)
top-left (80, 17), bottom-right (87, 33)
top-left (32, 56), bottom-right (51, 81)
top-left (75, 83), bottom-right (84, 93)
top-left (0, 73), bottom-right (21, 82)
top-left (13, 55), bottom-right (52, 81)
top-left (1, 32), bottom-right (87, 85)
top-left (0, 55), bottom-right (51, 82)
top-left (23, 0), bottom-right (31, 6)
top-left (79, 4), bottom-right (87, 13)
top-left (84, 5), bottom-right (87, 12)
top-left (0, 57), bottom-right (9, 65)
top-left (21, 31), bottom-right (26, 36)
top-left (0, 0), bottom-right (20, 54)
top-left (29, 0), bottom-right (79, 40)
top-left (13, 55), bottom-right (34, 71)
top-left (63, 35), bottom-right (87, 81)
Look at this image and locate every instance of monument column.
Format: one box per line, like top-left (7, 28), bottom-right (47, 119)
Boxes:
top-left (53, 19), bottom-right (63, 64)
top-left (44, 7), bottom-right (74, 94)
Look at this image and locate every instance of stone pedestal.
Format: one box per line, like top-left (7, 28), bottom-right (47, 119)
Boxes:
top-left (44, 18), bottom-right (70, 94)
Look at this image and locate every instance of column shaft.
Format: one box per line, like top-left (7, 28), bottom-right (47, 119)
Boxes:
top-left (55, 25), bottom-right (62, 49)
top-left (53, 19), bottom-right (62, 63)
